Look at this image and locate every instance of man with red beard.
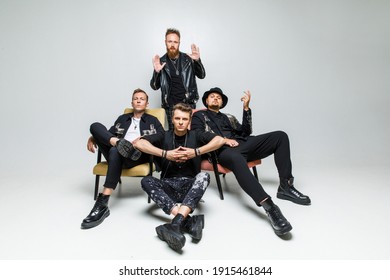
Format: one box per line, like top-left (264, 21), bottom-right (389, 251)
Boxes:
top-left (150, 28), bottom-right (206, 130)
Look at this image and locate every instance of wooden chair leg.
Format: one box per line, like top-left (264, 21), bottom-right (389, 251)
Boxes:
top-left (94, 175), bottom-right (100, 200)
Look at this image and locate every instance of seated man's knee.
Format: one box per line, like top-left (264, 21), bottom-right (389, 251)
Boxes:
top-left (141, 176), bottom-right (156, 191)
top-left (195, 172), bottom-right (210, 186)
top-left (90, 122), bottom-right (104, 134)
top-left (274, 130), bottom-right (289, 141)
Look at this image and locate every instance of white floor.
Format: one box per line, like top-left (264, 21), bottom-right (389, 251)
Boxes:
top-left (1, 159), bottom-right (389, 261)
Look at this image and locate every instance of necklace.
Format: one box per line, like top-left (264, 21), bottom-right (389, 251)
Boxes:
top-left (132, 117), bottom-right (140, 130)
top-left (169, 57), bottom-right (180, 75)
top-left (173, 132), bottom-right (188, 148)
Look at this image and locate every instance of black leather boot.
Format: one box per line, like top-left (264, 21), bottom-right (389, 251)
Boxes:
top-left (181, 215), bottom-right (205, 241)
top-left (277, 177), bottom-right (311, 205)
top-left (261, 199), bottom-right (292, 236)
top-left (116, 139), bottom-right (141, 160)
top-left (155, 214), bottom-right (186, 251)
top-left (81, 193), bottom-right (110, 229)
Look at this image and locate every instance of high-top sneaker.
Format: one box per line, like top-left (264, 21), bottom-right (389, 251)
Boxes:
top-left (261, 199), bottom-right (292, 236)
top-left (277, 177), bottom-right (311, 205)
top-left (81, 193), bottom-right (110, 229)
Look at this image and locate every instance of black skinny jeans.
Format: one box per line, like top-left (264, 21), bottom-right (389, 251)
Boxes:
top-left (217, 130), bottom-right (293, 204)
top-left (90, 122), bottom-right (149, 189)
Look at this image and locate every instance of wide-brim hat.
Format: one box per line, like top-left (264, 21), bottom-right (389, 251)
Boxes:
top-left (202, 87), bottom-right (228, 109)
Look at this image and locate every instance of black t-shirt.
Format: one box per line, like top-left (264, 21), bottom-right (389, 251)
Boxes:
top-left (167, 58), bottom-right (186, 105)
top-left (206, 110), bottom-right (234, 139)
top-left (143, 130), bottom-right (217, 178)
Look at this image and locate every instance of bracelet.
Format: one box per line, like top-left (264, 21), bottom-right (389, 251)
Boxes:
top-left (195, 148), bottom-right (201, 156)
top-left (162, 150), bottom-right (167, 158)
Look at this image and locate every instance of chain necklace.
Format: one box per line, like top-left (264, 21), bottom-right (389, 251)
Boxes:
top-left (173, 132), bottom-right (188, 148)
top-left (169, 57), bottom-right (180, 75)
top-left (132, 117), bottom-right (140, 130)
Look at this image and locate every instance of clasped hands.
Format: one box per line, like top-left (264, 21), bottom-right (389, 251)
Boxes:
top-left (165, 146), bottom-right (196, 163)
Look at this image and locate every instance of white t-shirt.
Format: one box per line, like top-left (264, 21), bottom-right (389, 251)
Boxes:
top-left (124, 117), bottom-right (141, 142)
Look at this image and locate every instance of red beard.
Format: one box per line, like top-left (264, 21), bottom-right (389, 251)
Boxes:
top-left (167, 47), bottom-right (179, 58)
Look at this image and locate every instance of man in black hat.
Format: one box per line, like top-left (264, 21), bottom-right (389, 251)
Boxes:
top-left (191, 87), bottom-right (311, 236)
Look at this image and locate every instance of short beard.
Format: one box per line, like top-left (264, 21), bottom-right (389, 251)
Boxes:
top-left (167, 48), bottom-right (179, 59)
top-left (208, 104), bottom-right (220, 111)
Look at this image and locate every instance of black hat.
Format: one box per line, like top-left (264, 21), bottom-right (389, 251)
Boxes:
top-left (202, 87), bottom-right (228, 109)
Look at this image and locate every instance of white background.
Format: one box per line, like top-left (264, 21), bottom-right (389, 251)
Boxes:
top-left (0, 1), bottom-right (389, 278)
top-left (1, 0), bottom-right (389, 176)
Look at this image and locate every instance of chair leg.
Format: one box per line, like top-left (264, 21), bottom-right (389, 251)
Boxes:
top-left (252, 166), bottom-right (259, 181)
top-left (94, 175), bottom-right (100, 200)
top-left (210, 164), bottom-right (224, 200)
top-left (213, 169), bottom-right (224, 200)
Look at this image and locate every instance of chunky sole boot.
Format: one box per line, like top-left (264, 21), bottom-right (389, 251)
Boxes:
top-left (81, 193), bottom-right (110, 230)
top-left (261, 199), bottom-right (292, 236)
top-left (265, 205), bottom-right (292, 236)
top-left (81, 208), bottom-right (110, 229)
top-left (116, 139), bottom-right (141, 160)
top-left (156, 224), bottom-right (186, 251)
top-left (277, 178), bottom-right (311, 205)
top-left (277, 190), bottom-right (311, 205)
top-left (182, 215), bottom-right (204, 240)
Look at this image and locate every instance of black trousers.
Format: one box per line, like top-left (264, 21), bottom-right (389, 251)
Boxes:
top-left (217, 130), bottom-right (293, 204)
top-left (90, 122), bottom-right (149, 189)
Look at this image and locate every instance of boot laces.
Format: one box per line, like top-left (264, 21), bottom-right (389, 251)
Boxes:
top-left (290, 186), bottom-right (303, 197)
top-left (92, 197), bottom-right (106, 211)
top-left (269, 206), bottom-right (284, 221)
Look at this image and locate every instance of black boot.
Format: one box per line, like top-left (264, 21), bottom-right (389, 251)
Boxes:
top-left (277, 177), bottom-right (311, 205)
top-left (81, 193), bottom-right (110, 229)
top-left (116, 139), bottom-right (141, 160)
top-left (261, 199), bottom-right (292, 236)
top-left (155, 214), bottom-right (186, 251)
top-left (181, 215), bottom-right (205, 241)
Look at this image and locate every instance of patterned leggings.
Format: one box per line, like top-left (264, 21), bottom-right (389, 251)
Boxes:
top-left (141, 172), bottom-right (210, 214)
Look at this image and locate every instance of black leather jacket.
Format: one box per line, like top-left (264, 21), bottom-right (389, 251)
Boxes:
top-left (191, 109), bottom-right (253, 141)
top-left (106, 113), bottom-right (164, 142)
top-left (150, 52), bottom-right (206, 108)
